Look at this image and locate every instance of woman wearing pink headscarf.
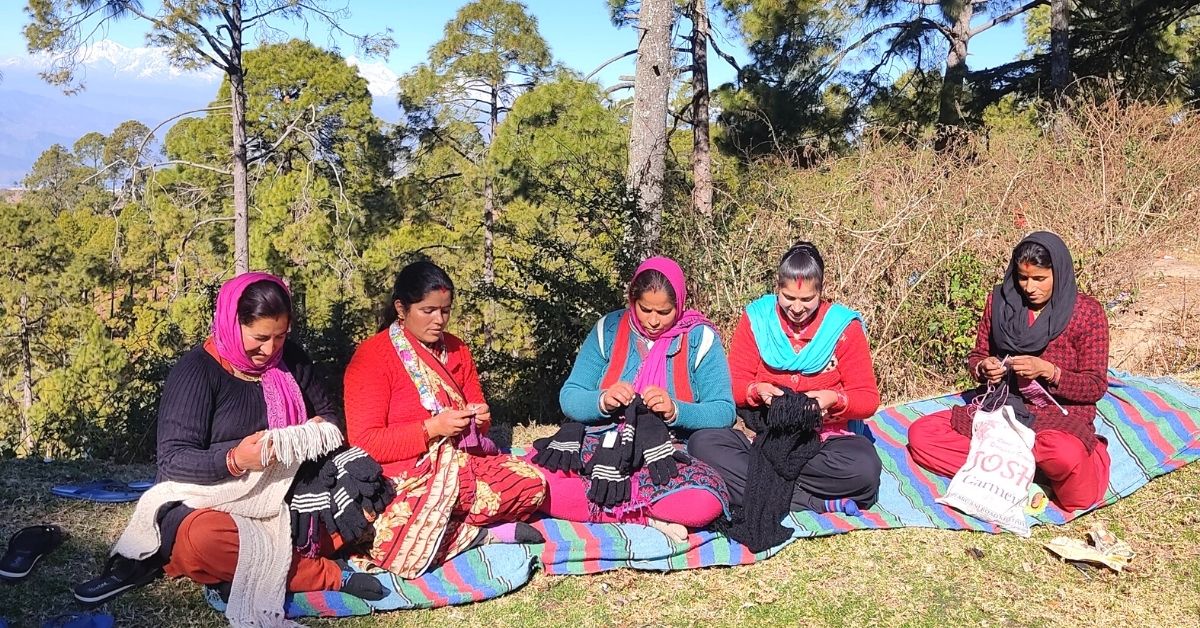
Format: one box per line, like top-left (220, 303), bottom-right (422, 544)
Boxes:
top-left (530, 257), bottom-right (734, 540)
top-left (72, 273), bottom-right (384, 606)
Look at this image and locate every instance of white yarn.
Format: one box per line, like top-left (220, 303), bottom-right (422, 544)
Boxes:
top-left (260, 420), bottom-right (344, 467)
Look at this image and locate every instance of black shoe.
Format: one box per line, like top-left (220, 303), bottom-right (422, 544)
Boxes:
top-left (72, 554), bottom-right (162, 606)
top-left (0, 524), bottom-right (66, 582)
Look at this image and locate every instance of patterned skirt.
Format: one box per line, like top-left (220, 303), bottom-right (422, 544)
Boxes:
top-left (353, 444), bottom-right (546, 579)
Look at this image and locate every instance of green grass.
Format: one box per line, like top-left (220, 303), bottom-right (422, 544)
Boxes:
top-left (2, 445), bottom-right (1199, 627)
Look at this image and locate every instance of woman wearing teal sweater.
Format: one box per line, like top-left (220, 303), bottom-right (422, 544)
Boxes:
top-left (530, 257), bottom-right (732, 541)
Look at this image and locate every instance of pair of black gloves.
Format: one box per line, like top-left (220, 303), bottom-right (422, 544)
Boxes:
top-left (532, 394), bottom-right (689, 507)
top-left (288, 446), bottom-right (396, 552)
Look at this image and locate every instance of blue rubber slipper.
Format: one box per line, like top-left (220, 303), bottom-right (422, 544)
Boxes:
top-left (126, 480), bottom-right (154, 492)
top-left (50, 480), bottom-right (143, 503)
top-left (41, 612), bottom-right (115, 628)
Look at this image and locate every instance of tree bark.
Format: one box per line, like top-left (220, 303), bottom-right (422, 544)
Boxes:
top-left (484, 89), bottom-right (498, 290)
top-left (690, 0), bottom-right (712, 218)
top-left (628, 0), bottom-right (675, 255)
top-left (481, 87), bottom-right (500, 347)
top-left (229, 1), bottom-right (250, 275)
top-left (935, 2), bottom-right (973, 152)
top-left (1050, 0), bottom-right (1071, 96)
top-left (19, 292), bottom-right (34, 456)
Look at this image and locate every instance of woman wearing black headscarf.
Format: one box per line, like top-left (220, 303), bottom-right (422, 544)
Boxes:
top-left (907, 232), bottom-right (1111, 511)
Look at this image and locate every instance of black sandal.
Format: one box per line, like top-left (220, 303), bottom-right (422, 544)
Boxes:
top-left (0, 524), bottom-right (66, 582)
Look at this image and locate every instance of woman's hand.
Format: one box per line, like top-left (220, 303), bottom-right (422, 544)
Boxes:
top-left (233, 431), bottom-right (270, 471)
top-left (600, 381), bottom-right (637, 414)
top-left (470, 403), bottom-right (492, 431)
top-left (1008, 355), bottom-right (1054, 380)
top-left (977, 356), bottom-right (1007, 384)
top-left (641, 385), bottom-right (678, 423)
top-left (754, 382), bottom-right (786, 406)
top-left (805, 390), bottom-right (839, 411)
top-left (424, 408), bottom-right (476, 440)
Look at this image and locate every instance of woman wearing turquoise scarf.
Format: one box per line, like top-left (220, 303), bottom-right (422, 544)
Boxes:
top-left (689, 242), bottom-right (883, 514)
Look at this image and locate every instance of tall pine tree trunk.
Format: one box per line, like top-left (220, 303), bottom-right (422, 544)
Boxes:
top-left (935, 2), bottom-right (973, 152)
top-left (1050, 0), bottom-right (1071, 96)
top-left (628, 0), bottom-right (675, 255)
top-left (690, 0), bottom-right (712, 218)
top-left (481, 88), bottom-right (500, 346)
top-left (229, 2), bottom-right (250, 275)
top-left (19, 292), bottom-right (34, 456)
top-left (484, 90), bottom-right (498, 290)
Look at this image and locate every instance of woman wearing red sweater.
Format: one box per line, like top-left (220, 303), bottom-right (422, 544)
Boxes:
top-left (689, 242), bottom-right (883, 514)
top-left (343, 261), bottom-right (546, 579)
top-left (907, 232), bottom-right (1110, 512)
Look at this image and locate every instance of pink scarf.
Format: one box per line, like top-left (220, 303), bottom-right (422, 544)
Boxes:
top-left (212, 272), bottom-right (307, 429)
top-left (628, 257), bottom-right (714, 393)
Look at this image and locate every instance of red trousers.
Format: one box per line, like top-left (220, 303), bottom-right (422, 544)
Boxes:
top-left (163, 509), bottom-right (343, 592)
top-left (907, 410), bottom-right (1110, 512)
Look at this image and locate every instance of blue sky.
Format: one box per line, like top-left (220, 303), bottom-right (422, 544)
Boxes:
top-left (0, 0), bottom-right (1026, 88)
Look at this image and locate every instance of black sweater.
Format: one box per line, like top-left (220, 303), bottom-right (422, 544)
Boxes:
top-left (153, 341), bottom-right (341, 559)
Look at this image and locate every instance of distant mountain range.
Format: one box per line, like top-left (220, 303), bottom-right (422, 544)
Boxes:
top-left (0, 40), bottom-right (400, 187)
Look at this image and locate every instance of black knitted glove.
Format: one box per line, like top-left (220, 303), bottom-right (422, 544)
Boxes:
top-left (532, 422), bottom-right (586, 473)
top-left (583, 421), bottom-right (635, 507)
top-left (323, 485), bottom-right (372, 546)
top-left (332, 447), bottom-right (385, 501)
top-left (633, 409), bottom-right (688, 485)
top-left (288, 460), bottom-right (332, 550)
top-left (362, 479), bottom-right (396, 518)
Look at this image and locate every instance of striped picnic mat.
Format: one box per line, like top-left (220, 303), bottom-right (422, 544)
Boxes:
top-left (236, 371), bottom-right (1199, 615)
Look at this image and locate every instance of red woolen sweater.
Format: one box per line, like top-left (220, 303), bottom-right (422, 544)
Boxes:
top-left (344, 329), bottom-right (486, 477)
top-left (729, 301), bottom-right (881, 436)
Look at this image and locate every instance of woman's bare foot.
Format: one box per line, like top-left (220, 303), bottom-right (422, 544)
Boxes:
top-left (647, 517), bottom-right (688, 543)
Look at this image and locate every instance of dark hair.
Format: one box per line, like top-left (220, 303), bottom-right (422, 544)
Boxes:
top-left (237, 280), bottom-right (292, 325)
top-left (628, 269), bottom-right (677, 306)
top-left (379, 261), bottom-right (455, 331)
top-left (1014, 240), bottom-right (1052, 269)
top-left (777, 241), bottom-right (825, 289)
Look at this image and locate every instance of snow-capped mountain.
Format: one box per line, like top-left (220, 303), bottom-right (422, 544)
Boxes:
top-left (0, 40), bottom-right (400, 186)
top-left (347, 56), bottom-right (400, 100)
top-left (1, 39), bottom-right (223, 84)
top-left (79, 39), bottom-right (223, 81)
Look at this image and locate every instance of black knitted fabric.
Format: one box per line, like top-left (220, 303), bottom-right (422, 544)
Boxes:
top-left (721, 391), bottom-right (823, 552)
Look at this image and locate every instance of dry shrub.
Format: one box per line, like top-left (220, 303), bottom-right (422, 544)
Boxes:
top-left (669, 97), bottom-right (1200, 403)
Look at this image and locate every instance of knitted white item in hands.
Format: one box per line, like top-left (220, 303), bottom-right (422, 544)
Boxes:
top-left (260, 420), bottom-right (344, 467)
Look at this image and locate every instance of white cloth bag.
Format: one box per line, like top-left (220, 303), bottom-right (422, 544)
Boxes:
top-left (937, 404), bottom-right (1037, 537)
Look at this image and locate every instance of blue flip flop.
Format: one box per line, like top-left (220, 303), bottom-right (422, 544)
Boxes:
top-left (126, 480), bottom-right (154, 492)
top-left (50, 480), bottom-right (143, 503)
top-left (41, 612), bottom-right (115, 628)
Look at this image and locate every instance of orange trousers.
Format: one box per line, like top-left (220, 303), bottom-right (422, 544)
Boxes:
top-left (163, 509), bottom-right (343, 592)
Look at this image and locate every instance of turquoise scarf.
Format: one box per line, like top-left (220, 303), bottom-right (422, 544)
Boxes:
top-left (746, 294), bottom-right (863, 374)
